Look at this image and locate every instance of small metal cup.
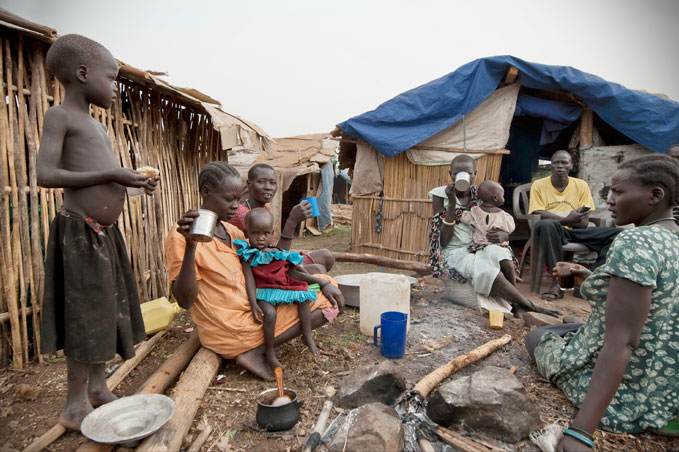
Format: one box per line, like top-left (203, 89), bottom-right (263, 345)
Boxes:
top-left (189, 209), bottom-right (218, 242)
top-left (454, 171), bottom-right (471, 191)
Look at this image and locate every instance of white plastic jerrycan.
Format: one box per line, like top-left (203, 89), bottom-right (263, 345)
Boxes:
top-left (359, 273), bottom-right (410, 337)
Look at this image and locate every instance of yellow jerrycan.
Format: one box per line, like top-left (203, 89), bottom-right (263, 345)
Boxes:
top-left (141, 297), bottom-right (181, 335)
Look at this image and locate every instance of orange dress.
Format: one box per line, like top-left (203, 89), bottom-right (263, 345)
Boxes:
top-left (165, 222), bottom-right (337, 358)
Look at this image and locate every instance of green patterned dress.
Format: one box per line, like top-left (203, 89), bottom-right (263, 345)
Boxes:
top-left (534, 226), bottom-right (679, 432)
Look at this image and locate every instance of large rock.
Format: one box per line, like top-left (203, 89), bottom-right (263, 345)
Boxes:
top-left (328, 402), bottom-right (404, 452)
top-left (426, 366), bottom-right (540, 443)
top-left (523, 312), bottom-right (561, 328)
top-left (337, 360), bottom-right (406, 409)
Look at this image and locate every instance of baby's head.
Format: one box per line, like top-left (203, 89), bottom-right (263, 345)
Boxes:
top-left (46, 34), bottom-right (118, 108)
top-left (477, 181), bottom-right (505, 207)
top-left (244, 208), bottom-right (275, 250)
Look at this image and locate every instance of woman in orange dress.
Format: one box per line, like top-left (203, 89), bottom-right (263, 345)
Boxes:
top-left (166, 162), bottom-right (344, 381)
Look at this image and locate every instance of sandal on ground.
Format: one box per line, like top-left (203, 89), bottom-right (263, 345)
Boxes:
top-left (541, 285), bottom-right (564, 301)
top-left (650, 418), bottom-right (679, 436)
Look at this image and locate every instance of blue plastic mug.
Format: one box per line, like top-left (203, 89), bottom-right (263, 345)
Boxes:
top-left (373, 311), bottom-right (408, 359)
top-left (302, 196), bottom-right (320, 218)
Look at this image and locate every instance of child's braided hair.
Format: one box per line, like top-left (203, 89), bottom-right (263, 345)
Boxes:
top-left (619, 154), bottom-right (679, 205)
top-left (199, 162), bottom-right (240, 192)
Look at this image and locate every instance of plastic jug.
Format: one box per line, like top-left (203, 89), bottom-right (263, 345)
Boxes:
top-left (141, 297), bottom-right (181, 335)
top-left (359, 273), bottom-right (410, 337)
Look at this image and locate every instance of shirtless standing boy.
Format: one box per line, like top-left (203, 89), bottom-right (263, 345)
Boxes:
top-left (37, 34), bottom-right (158, 430)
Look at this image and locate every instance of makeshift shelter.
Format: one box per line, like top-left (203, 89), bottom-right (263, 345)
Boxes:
top-left (231, 133), bottom-right (337, 235)
top-left (0, 10), bottom-right (271, 368)
top-left (333, 55), bottom-right (679, 263)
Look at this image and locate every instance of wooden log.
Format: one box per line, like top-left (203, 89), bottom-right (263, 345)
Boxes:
top-left (579, 108), bottom-right (593, 150)
top-left (413, 334), bottom-right (512, 398)
top-left (332, 251), bottom-right (431, 273)
top-left (23, 331), bottom-right (167, 452)
top-left (504, 66), bottom-right (519, 85)
top-left (436, 426), bottom-right (505, 452)
top-left (136, 347), bottom-right (222, 452)
top-left (75, 332), bottom-right (201, 452)
top-left (186, 425), bottom-right (212, 452)
top-left (135, 332), bottom-right (200, 394)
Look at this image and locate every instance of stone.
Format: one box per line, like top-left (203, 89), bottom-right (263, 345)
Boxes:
top-left (328, 403), bottom-right (403, 452)
top-left (337, 360), bottom-right (406, 409)
top-left (523, 312), bottom-right (561, 329)
top-left (426, 366), bottom-right (540, 443)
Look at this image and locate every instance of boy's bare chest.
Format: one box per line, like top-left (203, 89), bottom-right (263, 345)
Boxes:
top-left (63, 119), bottom-right (120, 170)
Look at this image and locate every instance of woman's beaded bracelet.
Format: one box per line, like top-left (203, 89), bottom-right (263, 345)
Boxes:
top-left (567, 426), bottom-right (594, 441)
top-left (563, 428), bottom-right (595, 448)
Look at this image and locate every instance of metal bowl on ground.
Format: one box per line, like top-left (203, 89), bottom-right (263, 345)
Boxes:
top-left (81, 394), bottom-right (175, 446)
top-left (334, 273), bottom-right (418, 308)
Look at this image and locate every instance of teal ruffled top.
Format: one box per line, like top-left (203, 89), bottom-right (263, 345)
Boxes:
top-left (234, 239), bottom-right (317, 304)
top-left (234, 239), bottom-right (304, 267)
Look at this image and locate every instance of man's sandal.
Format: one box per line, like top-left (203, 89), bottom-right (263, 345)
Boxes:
top-left (541, 286), bottom-right (564, 301)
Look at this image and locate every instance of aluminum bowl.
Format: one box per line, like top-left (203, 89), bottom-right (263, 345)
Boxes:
top-left (81, 394), bottom-right (175, 445)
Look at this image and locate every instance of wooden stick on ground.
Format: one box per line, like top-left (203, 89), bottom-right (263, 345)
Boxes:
top-left (413, 334), bottom-right (512, 398)
top-left (136, 347), bottom-right (222, 452)
top-left (332, 252), bottom-right (431, 273)
top-left (75, 332), bottom-right (201, 452)
top-left (302, 400), bottom-right (333, 452)
top-left (436, 426), bottom-right (505, 452)
top-left (186, 425), bottom-right (213, 452)
top-left (23, 330), bottom-right (168, 452)
top-left (418, 438), bottom-right (436, 452)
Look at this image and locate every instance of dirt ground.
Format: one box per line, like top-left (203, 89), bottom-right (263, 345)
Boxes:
top-left (1, 226), bottom-right (677, 451)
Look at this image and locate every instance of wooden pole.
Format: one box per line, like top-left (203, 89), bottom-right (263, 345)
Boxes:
top-left (136, 347), bottom-right (222, 452)
top-left (23, 331), bottom-right (167, 452)
top-left (332, 252), bottom-right (431, 273)
top-left (413, 335), bottom-right (512, 398)
top-left (302, 400), bottom-right (333, 452)
top-left (186, 426), bottom-right (212, 452)
top-left (579, 108), bottom-right (593, 150)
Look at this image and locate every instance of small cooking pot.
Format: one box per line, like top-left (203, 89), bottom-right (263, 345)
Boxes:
top-left (256, 388), bottom-right (303, 431)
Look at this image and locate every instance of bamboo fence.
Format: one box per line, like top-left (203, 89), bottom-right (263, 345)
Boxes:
top-left (351, 152), bottom-right (504, 262)
top-left (0, 26), bottom-right (225, 368)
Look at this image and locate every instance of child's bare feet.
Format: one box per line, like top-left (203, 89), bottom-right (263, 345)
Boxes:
top-left (302, 335), bottom-right (320, 357)
top-left (59, 399), bottom-right (93, 431)
top-left (88, 387), bottom-right (117, 408)
top-left (265, 349), bottom-right (283, 373)
top-left (88, 363), bottom-right (117, 407)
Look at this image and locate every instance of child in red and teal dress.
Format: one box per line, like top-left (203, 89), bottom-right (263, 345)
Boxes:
top-left (235, 208), bottom-right (341, 372)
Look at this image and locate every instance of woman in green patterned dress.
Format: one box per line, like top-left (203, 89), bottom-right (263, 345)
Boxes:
top-left (525, 154), bottom-right (679, 451)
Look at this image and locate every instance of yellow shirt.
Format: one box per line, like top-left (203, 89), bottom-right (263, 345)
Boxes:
top-left (528, 176), bottom-right (595, 215)
top-left (165, 221), bottom-right (335, 358)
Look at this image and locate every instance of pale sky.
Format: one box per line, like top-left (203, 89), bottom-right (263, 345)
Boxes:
top-left (4, 0), bottom-right (679, 138)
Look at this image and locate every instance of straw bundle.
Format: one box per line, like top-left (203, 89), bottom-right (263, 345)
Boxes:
top-left (351, 152), bottom-right (503, 262)
top-left (0, 27), bottom-right (225, 368)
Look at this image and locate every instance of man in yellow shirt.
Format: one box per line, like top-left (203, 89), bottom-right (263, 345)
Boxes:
top-left (530, 150), bottom-right (620, 300)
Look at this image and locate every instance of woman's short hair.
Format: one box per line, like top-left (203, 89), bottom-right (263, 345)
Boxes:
top-left (619, 154), bottom-right (679, 205)
top-left (247, 163), bottom-right (274, 181)
top-left (199, 162), bottom-right (240, 191)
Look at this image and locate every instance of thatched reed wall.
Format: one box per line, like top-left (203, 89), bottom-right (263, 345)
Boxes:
top-left (0, 26), bottom-right (226, 368)
top-left (351, 152), bottom-right (504, 262)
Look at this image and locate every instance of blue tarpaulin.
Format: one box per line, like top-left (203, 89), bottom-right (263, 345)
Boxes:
top-left (514, 93), bottom-right (583, 145)
top-left (338, 55), bottom-right (679, 156)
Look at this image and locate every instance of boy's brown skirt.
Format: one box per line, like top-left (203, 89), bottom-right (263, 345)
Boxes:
top-left (40, 211), bottom-right (145, 363)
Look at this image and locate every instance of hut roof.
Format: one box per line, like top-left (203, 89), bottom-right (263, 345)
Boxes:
top-left (335, 55), bottom-right (679, 155)
top-left (0, 8), bottom-right (271, 152)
